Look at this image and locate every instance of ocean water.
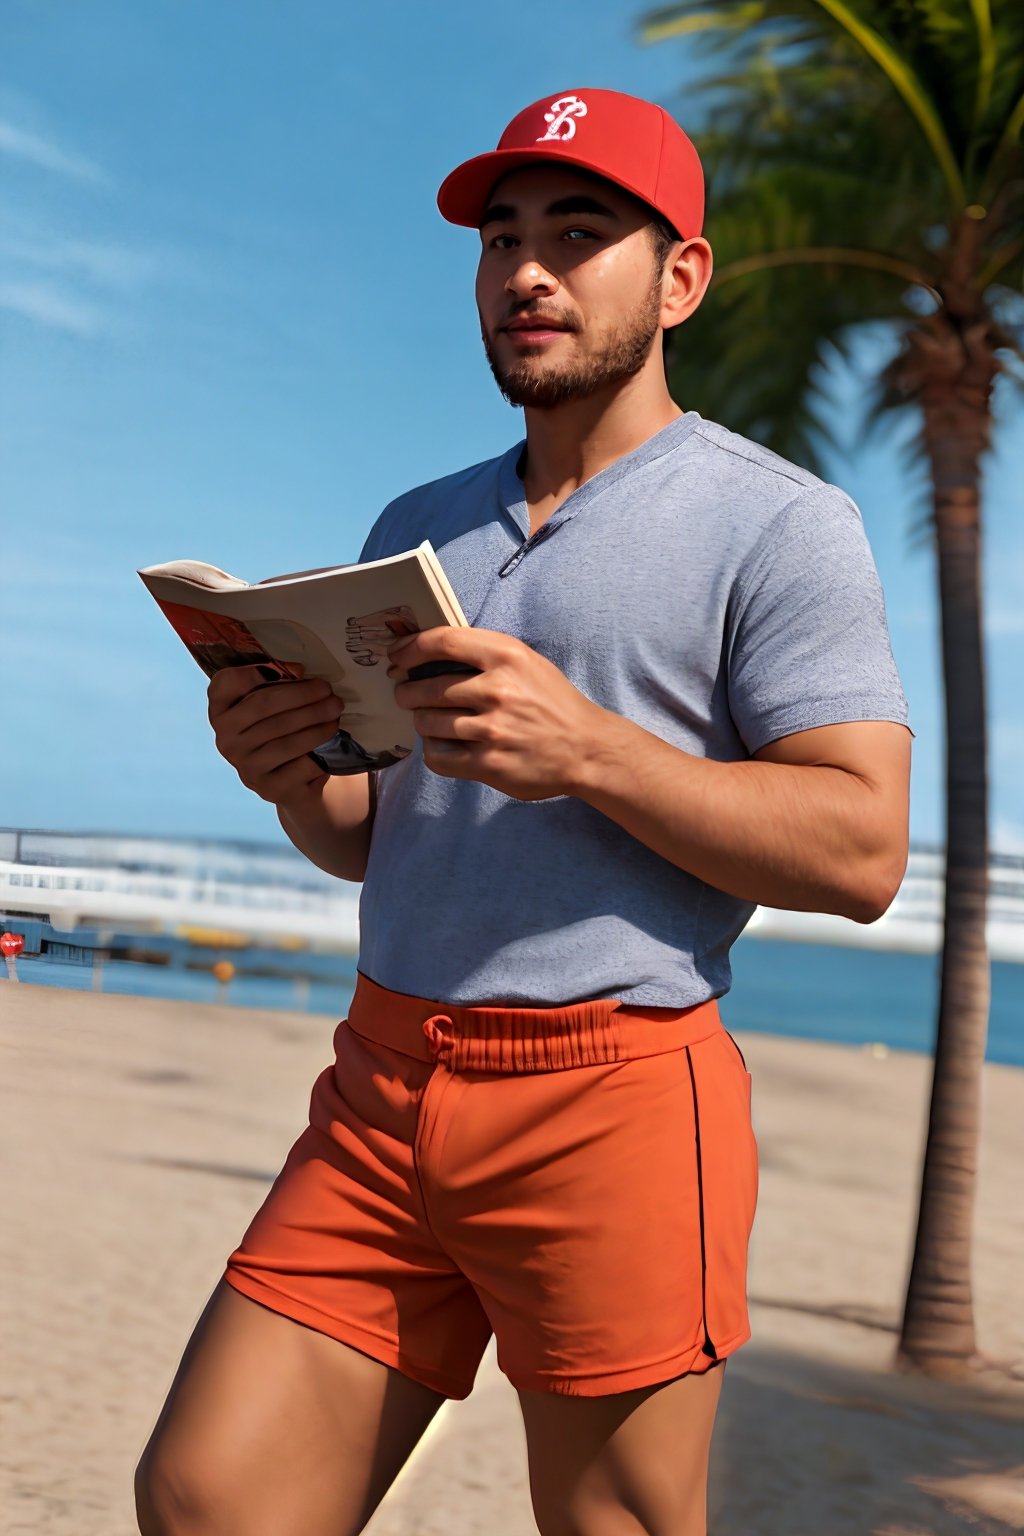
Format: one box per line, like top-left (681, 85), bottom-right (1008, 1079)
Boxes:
top-left (3, 936), bottom-right (1021, 1068)
top-left (720, 939), bottom-right (1021, 1067)
top-left (1, 950), bottom-right (354, 1022)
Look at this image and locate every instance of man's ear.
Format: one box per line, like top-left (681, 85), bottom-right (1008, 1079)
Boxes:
top-left (662, 237), bottom-right (713, 329)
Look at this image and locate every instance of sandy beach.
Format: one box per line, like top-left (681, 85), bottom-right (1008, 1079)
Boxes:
top-left (1, 981), bottom-right (1022, 1536)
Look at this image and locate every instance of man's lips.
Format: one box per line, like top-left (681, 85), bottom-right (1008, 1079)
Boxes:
top-left (501, 318), bottom-right (573, 343)
top-left (504, 318), bottom-right (566, 331)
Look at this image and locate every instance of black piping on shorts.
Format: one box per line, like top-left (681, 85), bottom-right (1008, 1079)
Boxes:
top-left (685, 1045), bottom-right (718, 1360)
top-left (723, 1027), bottom-right (748, 1071)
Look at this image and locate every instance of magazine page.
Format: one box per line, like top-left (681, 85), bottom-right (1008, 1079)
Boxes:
top-left (139, 545), bottom-right (469, 774)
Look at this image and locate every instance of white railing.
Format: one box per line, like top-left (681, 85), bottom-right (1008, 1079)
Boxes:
top-left (2, 845), bottom-right (1023, 961)
top-left (0, 859), bottom-right (361, 950)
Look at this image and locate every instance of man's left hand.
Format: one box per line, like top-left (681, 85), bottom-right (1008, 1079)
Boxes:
top-left (386, 626), bottom-right (608, 800)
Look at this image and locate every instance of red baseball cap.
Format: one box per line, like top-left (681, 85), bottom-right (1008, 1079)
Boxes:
top-left (437, 88), bottom-right (704, 240)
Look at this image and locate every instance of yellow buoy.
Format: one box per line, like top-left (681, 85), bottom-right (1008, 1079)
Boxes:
top-left (178, 926), bottom-right (248, 948)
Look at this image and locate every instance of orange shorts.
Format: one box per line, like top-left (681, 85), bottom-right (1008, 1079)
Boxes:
top-left (224, 970), bottom-right (759, 1399)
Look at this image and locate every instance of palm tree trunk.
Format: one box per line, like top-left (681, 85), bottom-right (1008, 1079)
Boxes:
top-left (895, 309), bottom-right (995, 1378)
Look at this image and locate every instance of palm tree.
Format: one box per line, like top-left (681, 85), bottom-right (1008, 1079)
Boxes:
top-left (637, 0), bottom-right (1023, 1380)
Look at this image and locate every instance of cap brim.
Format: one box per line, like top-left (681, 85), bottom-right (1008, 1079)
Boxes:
top-left (436, 145), bottom-right (655, 228)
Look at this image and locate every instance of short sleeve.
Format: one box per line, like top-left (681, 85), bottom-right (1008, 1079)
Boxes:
top-left (727, 485), bottom-right (914, 755)
top-left (358, 515), bottom-right (387, 564)
top-left (358, 491), bottom-right (412, 565)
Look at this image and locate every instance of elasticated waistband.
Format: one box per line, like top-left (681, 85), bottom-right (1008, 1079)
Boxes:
top-left (346, 970), bottom-right (723, 1073)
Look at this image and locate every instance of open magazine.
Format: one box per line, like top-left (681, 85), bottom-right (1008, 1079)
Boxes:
top-left (138, 541), bottom-right (473, 775)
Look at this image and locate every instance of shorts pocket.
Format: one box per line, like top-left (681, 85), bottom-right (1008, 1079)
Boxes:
top-left (722, 1027), bottom-right (748, 1072)
top-left (720, 1028), bottom-right (753, 1124)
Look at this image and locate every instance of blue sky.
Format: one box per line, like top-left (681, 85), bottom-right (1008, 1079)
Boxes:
top-left (2, 0), bottom-right (1022, 852)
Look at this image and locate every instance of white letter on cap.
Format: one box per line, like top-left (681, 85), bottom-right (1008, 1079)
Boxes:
top-left (537, 96), bottom-right (588, 142)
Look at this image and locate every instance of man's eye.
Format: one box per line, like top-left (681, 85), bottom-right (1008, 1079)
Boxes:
top-left (486, 228), bottom-right (598, 250)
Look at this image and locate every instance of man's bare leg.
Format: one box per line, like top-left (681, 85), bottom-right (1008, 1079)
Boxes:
top-left (517, 1361), bottom-right (725, 1536)
top-left (135, 1279), bottom-right (449, 1536)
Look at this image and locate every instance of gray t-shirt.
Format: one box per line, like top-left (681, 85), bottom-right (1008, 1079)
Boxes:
top-left (355, 410), bottom-right (913, 1007)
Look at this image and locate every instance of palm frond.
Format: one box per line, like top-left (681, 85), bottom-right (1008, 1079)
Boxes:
top-left (964, 0), bottom-right (996, 134)
top-left (634, 0), bottom-right (1023, 503)
top-left (637, 0), bottom-right (1024, 208)
top-left (810, 0), bottom-right (965, 204)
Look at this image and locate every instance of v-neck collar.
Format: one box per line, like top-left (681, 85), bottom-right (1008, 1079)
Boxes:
top-left (497, 410), bottom-right (703, 541)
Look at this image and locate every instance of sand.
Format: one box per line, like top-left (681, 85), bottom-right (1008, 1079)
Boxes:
top-left (1, 980), bottom-right (1022, 1536)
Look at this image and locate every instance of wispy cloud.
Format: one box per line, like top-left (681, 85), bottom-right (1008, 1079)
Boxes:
top-left (0, 229), bottom-right (169, 337)
top-left (0, 100), bottom-right (173, 336)
top-left (0, 230), bottom-right (163, 288)
top-left (0, 172), bottom-right (171, 336)
top-left (0, 115), bottom-right (112, 187)
top-left (0, 117), bottom-right (110, 185)
top-left (0, 279), bottom-right (102, 335)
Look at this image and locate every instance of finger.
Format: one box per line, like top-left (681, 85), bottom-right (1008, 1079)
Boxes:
top-left (208, 664), bottom-right (295, 707)
top-left (420, 736), bottom-right (475, 777)
top-left (235, 692), bottom-right (344, 752)
top-left (392, 674), bottom-right (482, 710)
top-left (257, 756), bottom-right (332, 803)
top-left (243, 719), bottom-right (346, 779)
top-left (410, 708), bottom-right (487, 741)
top-left (386, 625), bottom-right (510, 673)
top-left (228, 715), bottom-right (339, 776)
top-left (221, 676), bottom-right (335, 732)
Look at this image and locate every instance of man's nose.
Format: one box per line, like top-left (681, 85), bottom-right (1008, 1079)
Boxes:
top-left (505, 258), bottom-right (557, 298)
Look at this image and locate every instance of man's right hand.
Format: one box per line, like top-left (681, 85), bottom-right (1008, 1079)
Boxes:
top-left (207, 665), bottom-right (344, 809)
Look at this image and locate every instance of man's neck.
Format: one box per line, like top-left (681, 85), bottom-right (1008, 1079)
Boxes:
top-left (517, 377), bottom-right (684, 512)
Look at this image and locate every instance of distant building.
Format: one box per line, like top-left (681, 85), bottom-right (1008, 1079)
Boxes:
top-left (0, 826), bottom-right (360, 952)
top-left (1, 827), bottom-right (1022, 962)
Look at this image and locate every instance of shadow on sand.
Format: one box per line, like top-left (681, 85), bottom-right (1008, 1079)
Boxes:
top-left (711, 1341), bottom-right (1024, 1534)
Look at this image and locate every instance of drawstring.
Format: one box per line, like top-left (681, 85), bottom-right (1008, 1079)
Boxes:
top-left (422, 1014), bottom-right (456, 1069)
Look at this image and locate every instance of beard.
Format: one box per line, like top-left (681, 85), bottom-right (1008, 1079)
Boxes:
top-left (480, 268), bottom-right (664, 410)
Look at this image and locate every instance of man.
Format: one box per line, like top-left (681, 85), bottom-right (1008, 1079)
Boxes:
top-left (136, 88), bottom-right (913, 1536)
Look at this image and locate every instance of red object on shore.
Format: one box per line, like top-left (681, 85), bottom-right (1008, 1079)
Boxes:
top-left (1, 932), bottom-right (25, 958)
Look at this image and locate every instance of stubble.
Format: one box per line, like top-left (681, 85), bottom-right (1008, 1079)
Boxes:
top-left (480, 265), bottom-right (665, 410)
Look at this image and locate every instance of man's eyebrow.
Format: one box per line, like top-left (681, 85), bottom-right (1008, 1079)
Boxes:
top-left (479, 194), bottom-right (621, 230)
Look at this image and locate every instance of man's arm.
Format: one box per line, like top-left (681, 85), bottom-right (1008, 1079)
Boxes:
top-left (569, 715), bottom-right (912, 923)
top-left (385, 624), bottom-right (912, 924)
top-left (277, 772), bottom-right (376, 884)
top-left (206, 664), bottom-right (378, 884)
